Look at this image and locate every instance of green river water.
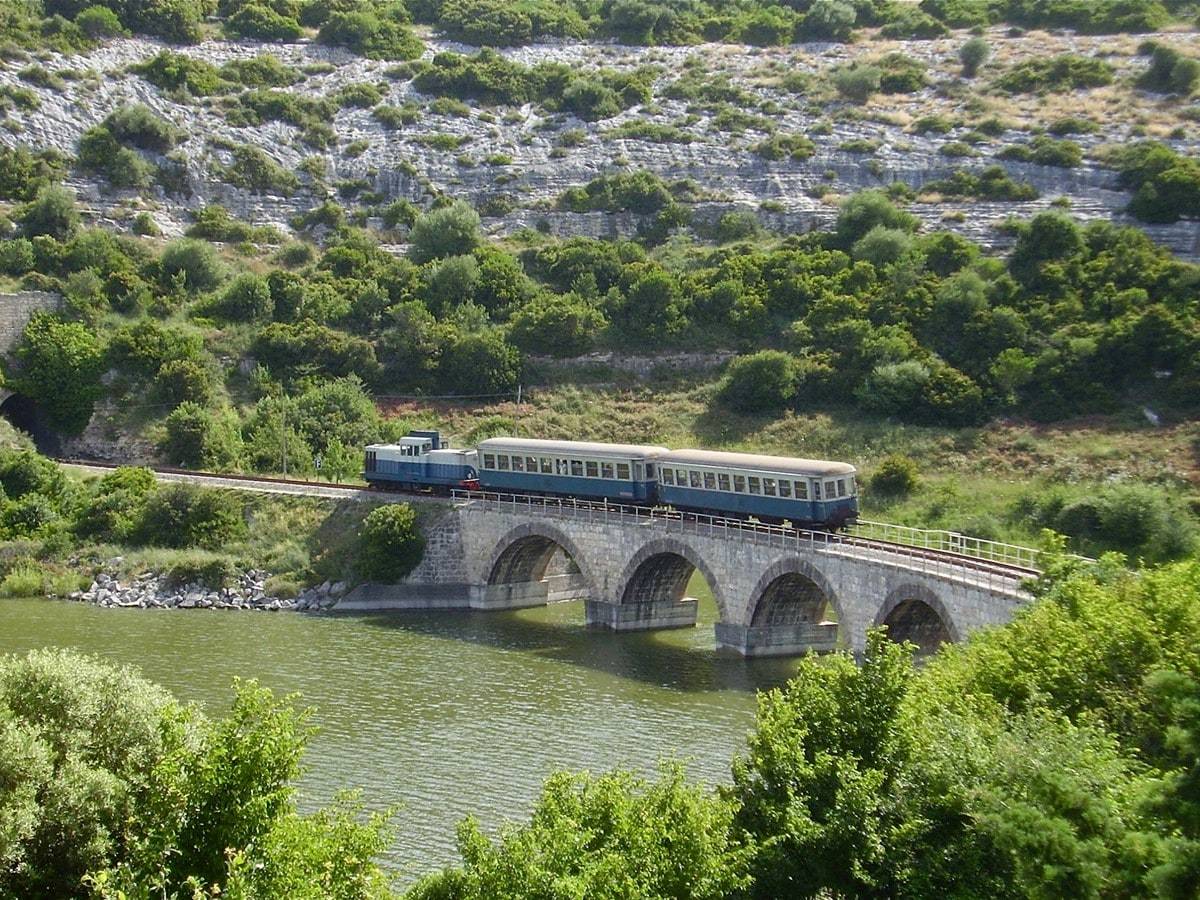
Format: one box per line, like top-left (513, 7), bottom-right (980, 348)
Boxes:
top-left (0, 593), bottom-right (801, 883)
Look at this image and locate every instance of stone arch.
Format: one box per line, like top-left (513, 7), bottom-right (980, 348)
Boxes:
top-left (485, 522), bottom-right (596, 593)
top-left (0, 392), bottom-right (60, 455)
top-left (875, 583), bottom-right (959, 656)
top-left (747, 558), bottom-right (841, 629)
top-left (615, 538), bottom-right (728, 621)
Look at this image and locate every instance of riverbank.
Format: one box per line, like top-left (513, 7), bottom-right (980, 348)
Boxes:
top-left (68, 566), bottom-right (348, 611)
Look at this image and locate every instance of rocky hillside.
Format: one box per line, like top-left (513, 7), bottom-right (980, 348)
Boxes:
top-left (2, 25), bottom-right (1198, 257)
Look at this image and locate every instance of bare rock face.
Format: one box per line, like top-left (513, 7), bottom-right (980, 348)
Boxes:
top-left (0, 30), bottom-right (1197, 257)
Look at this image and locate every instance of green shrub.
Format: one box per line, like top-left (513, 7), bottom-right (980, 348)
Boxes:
top-left (224, 3), bottom-right (303, 40)
top-left (158, 402), bottom-right (244, 471)
top-left (833, 63), bottom-right (882, 103)
top-left (75, 5), bottom-right (127, 38)
top-left (1138, 42), bottom-right (1200, 95)
top-left (998, 135), bottom-right (1083, 168)
top-left (316, 8), bottom-right (422, 60)
top-left (959, 36), bottom-right (990, 77)
top-left (19, 185), bottom-right (79, 240)
top-left (219, 144), bottom-right (299, 194)
top-left (834, 190), bottom-right (919, 247)
top-left (219, 54), bottom-right (301, 88)
top-left (160, 238), bottom-right (225, 293)
top-left (0, 448), bottom-right (65, 500)
top-left (437, 328), bottom-right (521, 394)
top-left (508, 292), bottom-right (606, 357)
top-left (924, 166), bottom-right (1039, 201)
top-left (253, 321), bottom-right (381, 384)
top-left (0, 146), bottom-right (68, 202)
top-left (77, 125), bottom-right (155, 189)
top-left (878, 53), bottom-right (927, 94)
top-left (211, 272), bottom-right (273, 322)
top-left (408, 200), bottom-right (481, 264)
top-left (10, 312), bottom-right (104, 434)
top-left (355, 503), bottom-right (423, 582)
top-left (131, 50), bottom-right (232, 96)
top-left (719, 351), bottom-right (798, 414)
top-left (104, 103), bottom-right (179, 151)
top-left (995, 54), bottom-right (1115, 94)
top-left (870, 454), bottom-right (920, 497)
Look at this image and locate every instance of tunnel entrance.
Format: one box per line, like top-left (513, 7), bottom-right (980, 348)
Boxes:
top-left (0, 393), bottom-right (61, 455)
top-left (881, 599), bottom-right (951, 658)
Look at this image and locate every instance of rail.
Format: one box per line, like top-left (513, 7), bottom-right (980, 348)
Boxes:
top-left (848, 519), bottom-right (1042, 570)
top-left (451, 490), bottom-right (1041, 596)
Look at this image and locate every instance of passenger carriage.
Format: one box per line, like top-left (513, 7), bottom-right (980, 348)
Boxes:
top-left (654, 449), bottom-right (858, 529)
top-left (363, 431), bottom-right (479, 491)
top-left (476, 438), bottom-right (668, 502)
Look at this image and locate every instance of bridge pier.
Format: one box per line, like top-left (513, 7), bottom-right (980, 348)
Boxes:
top-left (715, 622), bottom-right (839, 657)
top-left (585, 598), bottom-right (698, 632)
top-left (470, 581), bottom-right (550, 610)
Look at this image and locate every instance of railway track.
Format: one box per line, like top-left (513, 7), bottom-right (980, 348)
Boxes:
top-left (56, 459), bottom-right (1045, 579)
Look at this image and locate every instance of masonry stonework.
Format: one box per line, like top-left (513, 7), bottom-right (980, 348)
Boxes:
top-left (338, 500), bottom-right (1030, 657)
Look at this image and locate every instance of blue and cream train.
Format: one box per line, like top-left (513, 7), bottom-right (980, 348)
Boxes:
top-left (363, 432), bottom-right (859, 530)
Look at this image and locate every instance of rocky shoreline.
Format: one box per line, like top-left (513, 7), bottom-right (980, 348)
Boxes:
top-left (68, 569), bottom-right (348, 612)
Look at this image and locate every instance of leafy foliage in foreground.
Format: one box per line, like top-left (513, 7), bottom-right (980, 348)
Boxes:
top-left (0, 649), bottom-right (392, 899)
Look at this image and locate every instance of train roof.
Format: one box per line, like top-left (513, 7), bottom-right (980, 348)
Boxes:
top-left (477, 437), bottom-right (669, 459)
top-left (659, 448), bottom-right (856, 477)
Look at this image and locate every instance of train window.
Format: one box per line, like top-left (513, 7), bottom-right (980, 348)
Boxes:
top-left (733, 474), bottom-right (746, 493)
top-left (779, 480), bottom-right (792, 498)
top-left (795, 480), bottom-right (808, 499)
top-left (748, 477), bottom-right (761, 494)
top-left (601, 462), bottom-right (614, 479)
top-left (524, 456), bottom-right (536, 472)
top-left (812, 481), bottom-right (821, 500)
top-left (837, 478), bottom-right (846, 496)
top-left (703, 472), bottom-right (716, 490)
top-left (689, 471), bottom-right (702, 488)
top-left (483, 454), bottom-right (495, 469)
top-left (616, 463), bottom-right (631, 480)
top-left (661, 469), bottom-right (674, 485)
top-left (497, 455), bottom-right (510, 470)
top-left (825, 480), bottom-right (836, 498)
top-left (763, 478), bottom-right (776, 497)
top-left (511, 456), bottom-right (524, 472)
top-left (570, 460), bottom-right (584, 477)
top-left (847, 476), bottom-right (856, 494)
top-left (586, 461), bottom-right (599, 478)
top-left (538, 458), bottom-right (551, 474)
top-left (718, 473), bottom-right (730, 491)
top-left (646, 464), bottom-right (655, 477)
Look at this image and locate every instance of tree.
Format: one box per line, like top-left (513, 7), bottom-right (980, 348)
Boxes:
top-left (718, 351), bottom-right (798, 414)
top-left (438, 329), bottom-right (521, 395)
top-left (356, 503), bottom-right (424, 582)
top-left (959, 36), bottom-right (990, 77)
top-left (870, 454), bottom-right (920, 497)
top-left (833, 63), bottom-right (882, 103)
top-left (19, 185), bottom-right (79, 240)
top-left (408, 200), bottom-right (482, 264)
top-left (732, 632), bottom-right (922, 898)
top-left (159, 402), bottom-right (244, 470)
top-left (508, 292), bottom-right (606, 357)
top-left (834, 190), bottom-right (919, 248)
top-left (10, 312), bottom-right (105, 434)
top-left (852, 225), bottom-right (915, 267)
top-left (292, 377), bottom-right (381, 456)
top-left (136, 481), bottom-right (247, 548)
top-left (213, 272), bottom-right (273, 322)
top-left (160, 238), bottom-right (225, 293)
top-left (613, 268), bottom-right (688, 342)
top-left (410, 764), bottom-right (751, 900)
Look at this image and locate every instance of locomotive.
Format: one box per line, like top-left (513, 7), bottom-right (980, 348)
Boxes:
top-left (364, 432), bottom-right (859, 530)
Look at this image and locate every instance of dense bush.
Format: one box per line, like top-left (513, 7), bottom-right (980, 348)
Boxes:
top-left (718, 351), bottom-right (798, 414)
top-left (0, 649), bottom-right (393, 898)
top-left (433, 0), bottom-right (588, 46)
top-left (316, 6), bottom-right (423, 60)
top-left (0, 146), bottom-right (69, 202)
top-left (997, 135), bottom-right (1083, 168)
top-left (870, 453), bottom-right (920, 496)
top-left (923, 166), bottom-right (1039, 201)
top-left (131, 51), bottom-right (233, 95)
top-left (224, 2), bottom-right (303, 40)
top-left (995, 54), bottom-right (1115, 93)
top-left (508, 293), bottom-right (606, 357)
top-left (356, 502), bottom-right (424, 582)
top-left (959, 35), bottom-right (989, 77)
top-left (10, 312), bottom-right (105, 434)
top-left (1113, 141), bottom-right (1200, 223)
top-left (408, 200), bottom-right (481, 264)
top-left (19, 185), bottom-right (79, 240)
top-left (1138, 41), bottom-right (1200, 95)
top-left (832, 62), bottom-right (882, 103)
top-left (220, 144), bottom-right (300, 194)
top-left (160, 238), bottom-right (225, 293)
top-left (159, 402), bottom-right (244, 470)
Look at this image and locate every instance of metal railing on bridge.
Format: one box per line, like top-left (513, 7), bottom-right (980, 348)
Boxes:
top-left (451, 490), bottom-right (1043, 596)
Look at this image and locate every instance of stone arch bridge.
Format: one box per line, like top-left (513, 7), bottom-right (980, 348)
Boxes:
top-left (340, 492), bottom-right (1036, 657)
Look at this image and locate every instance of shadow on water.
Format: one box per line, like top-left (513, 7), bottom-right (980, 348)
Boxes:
top-left (334, 602), bottom-right (801, 695)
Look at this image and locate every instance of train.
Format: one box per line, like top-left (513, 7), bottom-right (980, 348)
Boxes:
top-left (363, 431), bottom-right (859, 530)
